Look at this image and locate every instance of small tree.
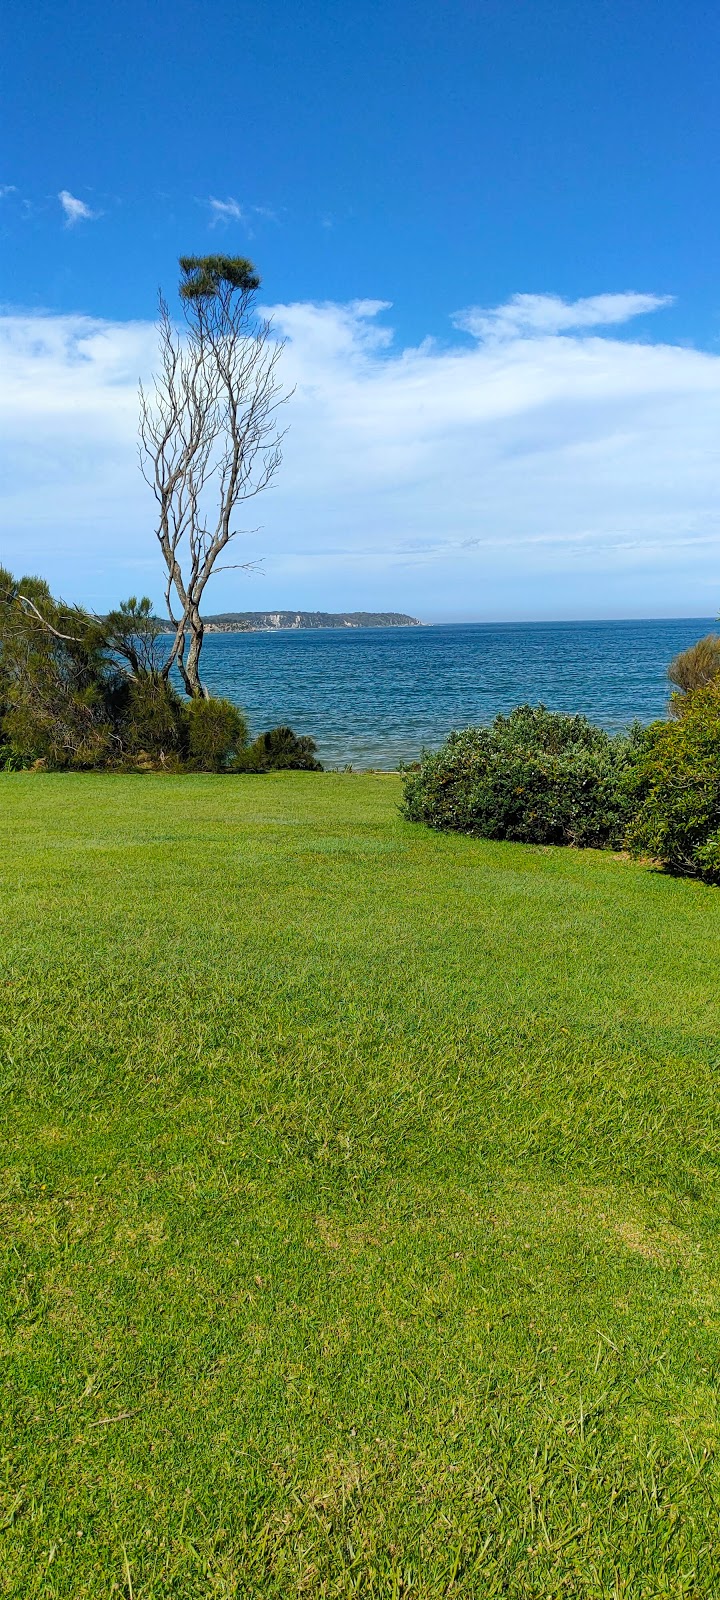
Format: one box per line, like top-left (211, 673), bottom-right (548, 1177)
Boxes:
top-left (103, 596), bottom-right (167, 678)
top-left (667, 633), bottom-right (720, 715)
top-left (0, 569), bottom-right (249, 770)
top-left (627, 680), bottom-right (720, 882)
top-left (0, 567), bottom-right (121, 767)
top-left (139, 255), bottom-right (287, 697)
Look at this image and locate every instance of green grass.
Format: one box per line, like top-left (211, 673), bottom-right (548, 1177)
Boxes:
top-left (2, 772), bottom-right (720, 1598)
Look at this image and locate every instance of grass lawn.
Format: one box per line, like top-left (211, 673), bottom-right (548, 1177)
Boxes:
top-left (3, 772), bottom-right (720, 1598)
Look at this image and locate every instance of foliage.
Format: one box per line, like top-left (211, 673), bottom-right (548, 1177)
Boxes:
top-left (104, 595), bottom-right (166, 678)
top-left (0, 568), bottom-right (318, 774)
top-left (0, 567), bottom-right (121, 768)
top-left (186, 694), bottom-right (249, 771)
top-left (234, 723), bottom-right (323, 772)
top-left (178, 253), bottom-right (261, 299)
top-left (0, 655), bottom-right (18, 768)
top-left (667, 632), bottom-right (720, 715)
top-left (0, 569), bottom-right (189, 769)
top-left (626, 680), bottom-right (720, 882)
top-left (3, 772), bottom-right (720, 1596)
top-left (122, 674), bottom-right (188, 763)
top-left (402, 703), bottom-right (640, 848)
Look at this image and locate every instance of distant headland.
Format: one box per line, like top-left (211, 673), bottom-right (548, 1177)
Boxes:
top-left (203, 611), bottom-right (423, 632)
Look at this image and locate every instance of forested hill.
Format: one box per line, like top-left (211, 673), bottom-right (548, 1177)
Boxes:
top-left (203, 611), bottom-right (422, 631)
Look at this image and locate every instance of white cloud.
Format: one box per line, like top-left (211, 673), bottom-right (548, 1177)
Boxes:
top-left (58, 189), bottom-right (99, 226)
top-left (0, 294), bottom-right (719, 618)
top-left (456, 291), bottom-right (674, 342)
top-left (0, 184), bottom-right (17, 199)
top-left (206, 197), bottom-right (280, 230)
top-left (207, 196), bottom-right (244, 226)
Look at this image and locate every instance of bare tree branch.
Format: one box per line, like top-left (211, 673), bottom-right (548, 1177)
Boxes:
top-left (209, 559), bottom-right (264, 576)
top-left (15, 593), bottom-right (87, 642)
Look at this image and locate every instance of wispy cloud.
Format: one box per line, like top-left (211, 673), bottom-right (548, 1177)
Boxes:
top-left (58, 189), bottom-right (100, 226)
top-left (206, 196), bottom-right (280, 230)
top-left (455, 291), bottom-right (674, 342)
top-left (0, 293), bottom-right (718, 618)
top-left (207, 196), bottom-right (244, 226)
top-left (0, 184), bottom-right (17, 199)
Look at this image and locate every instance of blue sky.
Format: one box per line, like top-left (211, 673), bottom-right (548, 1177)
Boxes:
top-left (1, 0), bottom-right (720, 619)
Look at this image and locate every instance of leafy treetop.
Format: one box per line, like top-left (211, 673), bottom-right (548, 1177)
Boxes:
top-left (178, 255), bottom-right (261, 300)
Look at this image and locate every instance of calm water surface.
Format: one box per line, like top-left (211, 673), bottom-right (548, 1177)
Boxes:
top-left (196, 619), bottom-right (714, 769)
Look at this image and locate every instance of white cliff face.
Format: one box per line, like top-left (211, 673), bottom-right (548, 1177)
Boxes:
top-left (203, 611), bottom-right (422, 633)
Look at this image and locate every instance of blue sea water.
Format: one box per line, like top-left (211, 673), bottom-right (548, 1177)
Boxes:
top-left (196, 618), bottom-right (716, 770)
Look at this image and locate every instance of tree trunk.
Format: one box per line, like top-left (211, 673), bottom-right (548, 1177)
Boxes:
top-left (185, 609), bottom-right (208, 697)
top-left (162, 617), bottom-right (192, 696)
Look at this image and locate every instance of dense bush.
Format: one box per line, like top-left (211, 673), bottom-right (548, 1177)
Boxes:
top-left (0, 568), bottom-right (122, 768)
top-left (0, 579), bottom-right (173, 770)
top-left (0, 568), bottom-right (321, 774)
top-left (668, 633), bottom-right (720, 715)
top-left (234, 725), bottom-right (323, 773)
top-left (626, 681), bottom-right (720, 883)
top-left (123, 675), bottom-right (188, 762)
top-left (186, 696), bottom-right (249, 771)
top-left (401, 704), bottom-right (641, 848)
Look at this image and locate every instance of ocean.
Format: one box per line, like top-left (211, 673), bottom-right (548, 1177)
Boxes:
top-left (195, 617), bottom-right (716, 770)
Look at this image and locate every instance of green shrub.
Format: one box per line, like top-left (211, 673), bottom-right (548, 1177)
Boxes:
top-left (401, 704), bottom-right (640, 848)
top-left (0, 570), bottom-right (121, 769)
top-left (123, 675), bottom-right (188, 761)
top-left (626, 681), bottom-right (720, 882)
top-left (0, 567), bottom-right (321, 777)
top-left (186, 696), bottom-right (249, 771)
top-left (234, 725), bottom-right (323, 773)
top-left (0, 741), bottom-right (28, 771)
top-left (668, 633), bottom-right (720, 715)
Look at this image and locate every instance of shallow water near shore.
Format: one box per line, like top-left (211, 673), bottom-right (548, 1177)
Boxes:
top-left (194, 617), bottom-right (714, 769)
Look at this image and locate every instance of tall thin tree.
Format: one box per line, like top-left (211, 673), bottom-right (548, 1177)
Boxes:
top-left (139, 255), bottom-right (287, 697)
